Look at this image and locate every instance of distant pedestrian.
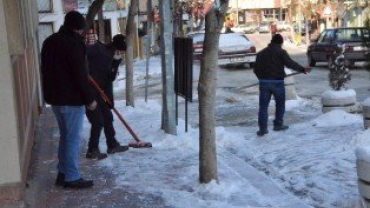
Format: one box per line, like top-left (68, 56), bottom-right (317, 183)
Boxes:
top-left (85, 34), bottom-right (129, 160)
top-left (41, 11), bottom-right (96, 188)
top-left (270, 21), bottom-right (277, 36)
top-left (253, 34), bottom-right (311, 136)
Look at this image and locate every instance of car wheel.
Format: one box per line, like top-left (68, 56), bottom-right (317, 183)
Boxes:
top-left (344, 60), bottom-right (355, 68)
top-left (308, 55), bottom-right (316, 67)
top-left (327, 56), bottom-right (334, 68)
top-left (249, 62), bottom-right (255, 68)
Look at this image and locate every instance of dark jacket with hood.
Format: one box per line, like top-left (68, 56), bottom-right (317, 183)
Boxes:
top-left (254, 43), bottom-right (305, 80)
top-left (87, 41), bottom-right (121, 104)
top-left (41, 26), bottom-right (94, 106)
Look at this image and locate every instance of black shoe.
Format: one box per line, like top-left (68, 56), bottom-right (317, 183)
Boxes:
top-left (273, 125), bottom-right (289, 131)
top-left (107, 144), bottom-right (129, 154)
top-left (64, 178), bottom-right (94, 189)
top-left (257, 129), bottom-right (269, 136)
top-left (55, 172), bottom-right (65, 186)
top-left (86, 148), bottom-right (108, 160)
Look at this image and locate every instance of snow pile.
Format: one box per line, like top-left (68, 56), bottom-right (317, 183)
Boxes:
top-left (311, 109), bottom-right (362, 127)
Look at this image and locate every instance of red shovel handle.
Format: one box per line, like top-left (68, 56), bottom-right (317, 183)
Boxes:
top-left (88, 77), bottom-right (141, 143)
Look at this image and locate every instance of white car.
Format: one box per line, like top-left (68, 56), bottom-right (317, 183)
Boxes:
top-left (189, 32), bottom-right (257, 68)
top-left (232, 25), bottom-right (247, 33)
top-left (276, 21), bottom-right (291, 31)
top-left (257, 22), bottom-right (270, 33)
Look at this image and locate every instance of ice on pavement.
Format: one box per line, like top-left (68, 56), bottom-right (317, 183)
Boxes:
top-left (80, 58), bottom-right (370, 208)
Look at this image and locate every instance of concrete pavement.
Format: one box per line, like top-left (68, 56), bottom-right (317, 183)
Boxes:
top-left (12, 105), bottom-right (313, 208)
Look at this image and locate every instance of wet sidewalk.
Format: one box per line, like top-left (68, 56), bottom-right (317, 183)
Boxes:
top-left (18, 104), bottom-right (313, 208)
top-left (24, 107), bottom-right (171, 208)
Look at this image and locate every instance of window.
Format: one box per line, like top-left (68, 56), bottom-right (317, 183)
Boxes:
top-left (322, 30), bottom-right (333, 43)
top-left (337, 28), bottom-right (363, 41)
top-left (362, 28), bottom-right (370, 40)
top-left (38, 23), bottom-right (54, 52)
top-left (38, 0), bottom-right (52, 13)
top-left (317, 31), bottom-right (327, 42)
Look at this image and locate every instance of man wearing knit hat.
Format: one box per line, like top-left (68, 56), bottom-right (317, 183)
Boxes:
top-left (253, 34), bottom-right (311, 136)
top-left (85, 34), bottom-right (129, 160)
top-left (41, 11), bottom-right (96, 188)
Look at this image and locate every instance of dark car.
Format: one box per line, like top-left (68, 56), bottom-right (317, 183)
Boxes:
top-left (307, 27), bottom-right (370, 68)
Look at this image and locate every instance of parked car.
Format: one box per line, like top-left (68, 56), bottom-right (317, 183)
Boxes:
top-left (306, 27), bottom-right (370, 68)
top-left (294, 20), bottom-right (311, 35)
top-left (189, 32), bottom-right (257, 67)
top-left (257, 21), bottom-right (270, 33)
top-left (276, 21), bottom-right (290, 32)
top-left (232, 25), bottom-right (247, 33)
top-left (244, 22), bottom-right (258, 34)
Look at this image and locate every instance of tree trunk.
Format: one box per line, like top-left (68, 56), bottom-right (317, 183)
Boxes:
top-left (198, 1), bottom-right (228, 183)
top-left (98, 9), bottom-right (105, 43)
top-left (158, 0), bottom-right (177, 135)
top-left (84, 0), bottom-right (105, 35)
top-left (125, 0), bottom-right (138, 107)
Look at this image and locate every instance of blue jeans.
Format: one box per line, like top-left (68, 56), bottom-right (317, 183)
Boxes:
top-left (52, 106), bottom-right (85, 182)
top-left (258, 80), bottom-right (285, 130)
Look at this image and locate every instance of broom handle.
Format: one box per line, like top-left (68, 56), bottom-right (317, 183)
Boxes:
top-left (88, 77), bottom-right (141, 142)
top-left (239, 71), bottom-right (303, 90)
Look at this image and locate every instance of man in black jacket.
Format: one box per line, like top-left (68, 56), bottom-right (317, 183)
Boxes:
top-left (41, 11), bottom-right (96, 188)
top-left (85, 34), bottom-right (129, 159)
top-left (253, 34), bottom-right (311, 136)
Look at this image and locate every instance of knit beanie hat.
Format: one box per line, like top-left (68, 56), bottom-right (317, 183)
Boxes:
top-left (271, 34), bottom-right (284, 44)
top-left (64, 11), bottom-right (85, 30)
top-left (112, 34), bottom-right (127, 50)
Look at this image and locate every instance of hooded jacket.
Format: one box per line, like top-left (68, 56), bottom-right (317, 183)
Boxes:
top-left (41, 26), bottom-right (94, 106)
top-left (254, 43), bottom-right (305, 80)
top-left (87, 41), bottom-right (121, 104)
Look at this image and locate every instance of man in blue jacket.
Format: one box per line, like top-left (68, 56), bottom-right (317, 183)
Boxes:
top-left (41, 11), bottom-right (96, 188)
top-left (85, 34), bottom-right (129, 159)
top-left (254, 34), bottom-right (311, 136)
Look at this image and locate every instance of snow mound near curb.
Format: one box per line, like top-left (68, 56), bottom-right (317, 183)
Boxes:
top-left (312, 109), bottom-right (362, 127)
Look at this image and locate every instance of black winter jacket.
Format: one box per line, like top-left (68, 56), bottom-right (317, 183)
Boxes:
top-left (87, 42), bottom-right (121, 104)
top-left (254, 43), bottom-right (305, 80)
top-left (41, 26), bottom-right (94, 106)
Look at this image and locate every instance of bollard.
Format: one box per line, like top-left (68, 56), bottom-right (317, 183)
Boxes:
top-left (321, 89), bottom-right (357, 113)
top-left (356, 147), bottom-right (370, 207)
top-left (363, 98), bottom-right (370, 129)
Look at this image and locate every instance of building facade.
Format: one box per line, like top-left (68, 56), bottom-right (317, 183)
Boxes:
top-left (229, 0), bottom-right (286, 25)
top-left (0, 0), bottom-right (41, 202)
top-left (38, 0), bottom-right (130, 47)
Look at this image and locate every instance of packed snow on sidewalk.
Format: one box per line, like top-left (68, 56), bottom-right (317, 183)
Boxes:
top-left (81, 58), bottom-right (370, 208)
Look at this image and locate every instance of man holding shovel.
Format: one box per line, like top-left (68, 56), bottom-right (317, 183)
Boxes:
top-left (253, 34), bottom-right (311, 136)
top-left (85, 34), bottom-right (129, 159)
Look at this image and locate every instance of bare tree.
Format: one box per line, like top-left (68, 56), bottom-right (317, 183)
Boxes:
top-left (98, 9), bottom-right (105, 42)
top-left (198, 0), bottom-right (229, 183)
top-left (125, 0), bottom-right (139, 107)
top-left (84, 0), bottom-right (105, 35)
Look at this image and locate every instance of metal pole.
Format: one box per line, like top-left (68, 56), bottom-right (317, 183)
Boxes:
top-left (236, 0), bottom-right (239, 26)
top-left (145, 0), bottom-right (153, 102)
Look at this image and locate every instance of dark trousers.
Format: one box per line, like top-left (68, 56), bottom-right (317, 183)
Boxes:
top-left (86, 103), bottom-right (118, 150)
top-left (258, 80), bottom-right (285, 130)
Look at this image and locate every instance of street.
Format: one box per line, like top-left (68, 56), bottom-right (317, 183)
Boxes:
top-left (116, 33), bottom-right (370, 127)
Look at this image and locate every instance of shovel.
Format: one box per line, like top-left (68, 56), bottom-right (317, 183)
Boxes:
top-left (89, 77), bottom-right (152, 148)
top-left (238, 71), bottom-right (303, 90)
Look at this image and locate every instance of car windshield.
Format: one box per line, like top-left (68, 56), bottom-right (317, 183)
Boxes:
top-left (190, 33), bottom-right (252, 47)
top-left (336, 28), bottom-right (370, 41)
top-left (219, 33), bottom-right (251, 47)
